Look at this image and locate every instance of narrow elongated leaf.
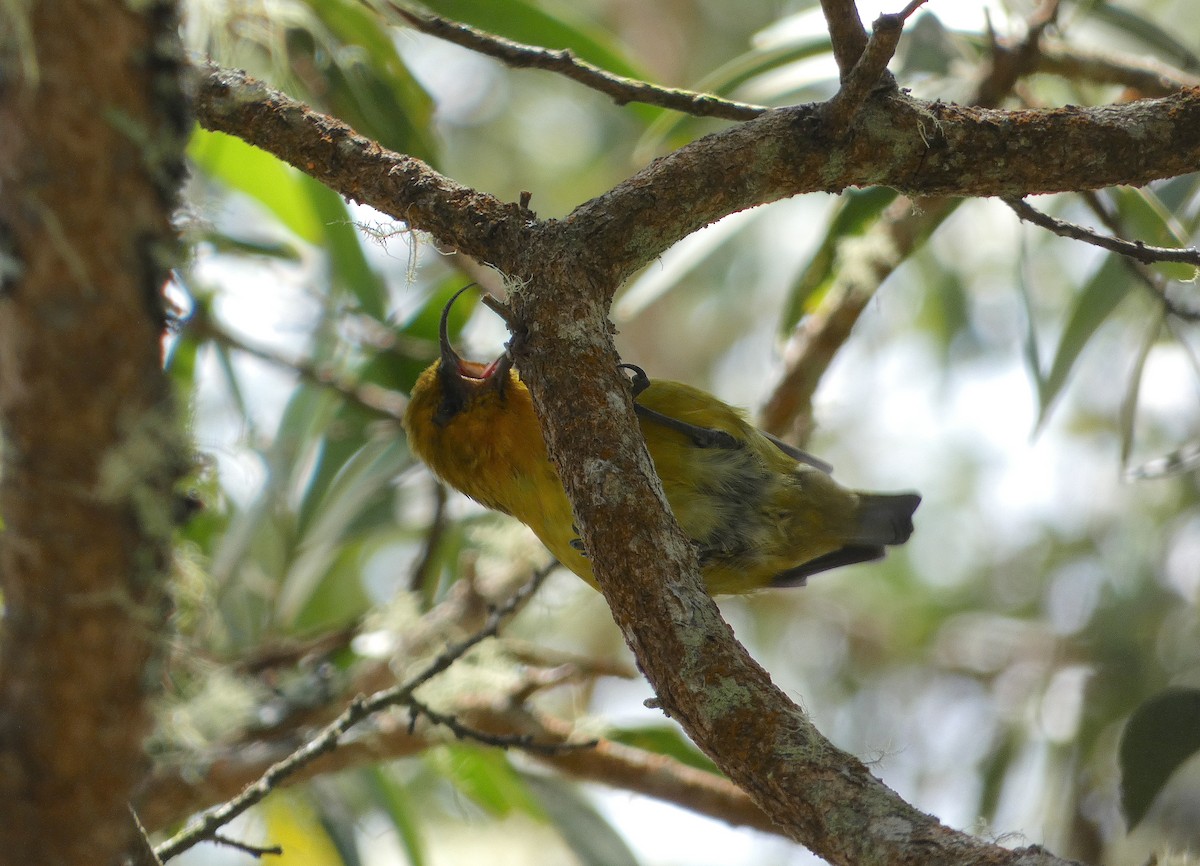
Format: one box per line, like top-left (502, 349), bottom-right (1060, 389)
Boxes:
top-left (635, 36), bottom-right (831, 156)
top-left (1015, 232), bottom-right (1048, 405)
top-left (364, 768), bottom-right (428, 866)
top-left (311, 0), bottom-right (438, 160)
top-left (360, 277), bottom-right (481, 398)
top-left (1037, 256), bottom-right (1131, 429)
top-left (306, 181), bottom-right (390, 321)
top-left (779, 187), bottom-right (899, 334)
top-left (281, 438), bottom-right (409, 626)
top-left (429, 745), bottom-right (544, 818)
top-left (607, 725), bottom-right (719, 774)
top-left (1118, 309), bottom-right (1165, 470)
top-left (417, 0), bottom-right (647, 82)
top-left (1109, 187), bottom-right (1199, 283)
top-left (524, 774), bottom-right (641, 866)
top-left (1083, 3), bottom-right (1200, 72)
top-left (189, 129), bottom-right (324, 244)
top-left (415, 0), bottom-right (656, 129)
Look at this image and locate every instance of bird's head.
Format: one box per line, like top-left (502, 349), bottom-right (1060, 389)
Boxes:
top-left (431, 286), bottom-right (514, 427)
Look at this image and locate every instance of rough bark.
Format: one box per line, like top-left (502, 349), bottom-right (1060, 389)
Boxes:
top-left (183, 56), bottom-right (1200, 866)
top-left (0, 0), bottom-right (189, 862)
top-left (195, 66), bottom-right (1200, 293)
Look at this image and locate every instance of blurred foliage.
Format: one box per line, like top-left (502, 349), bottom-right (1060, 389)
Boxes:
top-left (1119, 688), bottom-right (1200, 828)
top-left (167, 0), bottom-right (1200, 864)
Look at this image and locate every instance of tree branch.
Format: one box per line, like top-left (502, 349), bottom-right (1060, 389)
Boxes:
top-left (758, 2), bottom-right (1057, 442)
top-left (821, 1), bottom-right (929, 133)
top-left (183, 15), bottom-right (1200, 863)
top-left (506, 262), bottom-right (1089, 865)
top-left (463, 705), bottom-right (780, 834)
top-left (387, 4), bottom-right (765, 121)
top-left (154, 565), bottom-right (551, 861)
top-left (819, 0), bottom-right (870, 77)
top-left (1004, 196), bottom-right (1200, 268)
top-left (194, 62), bottom-right (1200, 298)
top-left (1037, 40), bottom-right (1200, 96)
top-left (139, 699), bottom-right (776, 839)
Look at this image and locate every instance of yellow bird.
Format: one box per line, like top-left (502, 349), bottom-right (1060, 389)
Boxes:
top-left (403, 290), bottom-right (920, 595)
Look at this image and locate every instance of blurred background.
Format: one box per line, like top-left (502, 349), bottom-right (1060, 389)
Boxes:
top-left (166, 0), bottom-right (1200, 863)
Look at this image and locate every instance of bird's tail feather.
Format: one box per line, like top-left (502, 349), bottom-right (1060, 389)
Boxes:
top-left (854, 492), bottom-right (921, 546)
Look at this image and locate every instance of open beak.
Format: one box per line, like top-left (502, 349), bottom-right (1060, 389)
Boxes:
top-left (433, 286), bottom-right (512, 426)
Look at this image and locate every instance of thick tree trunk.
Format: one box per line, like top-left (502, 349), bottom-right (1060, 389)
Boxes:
top-left (0, 0), bottom-right (189, 863)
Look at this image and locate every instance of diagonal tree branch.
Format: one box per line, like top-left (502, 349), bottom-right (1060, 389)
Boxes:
top-left (154, 565), bottom-right (551, 861)
top-left (503, 258), bottom-right (1090, 865)
top-left (819, 0), bottom-right (870, 77)
top-left (386, 4), bottom-right (766, 121)
top-left (137, 699), bottom-right (777, 838)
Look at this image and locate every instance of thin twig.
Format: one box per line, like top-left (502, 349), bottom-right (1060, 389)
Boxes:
top-left (1004, 197), bottom-right (1200, 268)
top-left (125, 807), bottom-right (164, 866)
top-left (210, 835), bottom-right (283, 859)
top-left (821, 0), bottom-right (929, 133)
top-left (386, 3), bottom-right (766, 121)
top-left (1074, 192), bottom-right (1200, 322)
top-left (188, 308), bottom-right (410, 420)
top-left (408, 481), bottom-right (448, 592)
top-left (405, 696), bottom-right (599, 755)
top-left (154, 564), bottom-right (553, 862)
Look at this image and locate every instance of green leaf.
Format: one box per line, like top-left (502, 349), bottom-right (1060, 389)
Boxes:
top-left (1082, 3), bottom-right (1200, 72)
top-left (416, 0), bottom-right (648, 82)
top-left (1036, 256), bottom-right (1131, 429)
top-left (281, 438), bottom-right (410, 626)
top-left (358, 276), bottom-right (482, 398)
top-left (430, 745), bottom-right (545, 818)
top-left (307, 182), bottom-right (390, 321)
top-left (198, 229), bottom-right (303, 261)
top-left (635, 36), bottom-right (831, 156)
top-left (778, 187), bottom-right (899, 335)
top-left (1119, 687), bottom-right (1200, 828)
top-left (607, 725), bottom-right (719, 774)
top-left (189, 128), bottom-right (324, 244)
top-left (1118, 309), bottom-right (1165, 470)
top-left (364, 767), bottom-right (428, 866)
top-left (1108, 187), bottom-right (1199, 283)
top-left (303, 0), bottom-right (439, 161)
top-left (523, 774), bottom-right (641, 866)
